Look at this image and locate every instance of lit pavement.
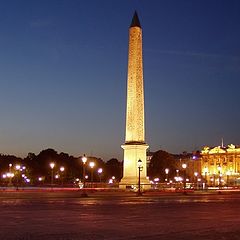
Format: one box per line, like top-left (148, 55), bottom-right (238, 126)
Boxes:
top-left (0, 190), bottom-right (240, 240)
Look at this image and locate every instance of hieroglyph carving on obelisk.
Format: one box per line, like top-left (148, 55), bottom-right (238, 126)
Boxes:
top-left (120, 12), bottom-right (149, 188)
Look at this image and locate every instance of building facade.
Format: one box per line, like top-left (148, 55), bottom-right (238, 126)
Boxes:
top-left (201, 144), bottom-right (240, 186)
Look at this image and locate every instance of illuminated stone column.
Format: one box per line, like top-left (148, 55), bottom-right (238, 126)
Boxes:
top-left (120, 12), bottom-right (150, 188)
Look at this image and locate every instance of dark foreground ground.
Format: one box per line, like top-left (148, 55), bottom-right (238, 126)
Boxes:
top-left (0, 190), bottom-right (240, 240)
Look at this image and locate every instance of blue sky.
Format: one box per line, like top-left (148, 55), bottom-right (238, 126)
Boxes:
top-left (0, 0), bottom-right (240, 160)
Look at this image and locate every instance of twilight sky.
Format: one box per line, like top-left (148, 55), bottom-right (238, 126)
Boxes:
top-left (0, 0), bottom-right (240, 160)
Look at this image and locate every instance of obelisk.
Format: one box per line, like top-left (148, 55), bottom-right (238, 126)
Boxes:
top-left (120, 12), bottom-right (149, 188)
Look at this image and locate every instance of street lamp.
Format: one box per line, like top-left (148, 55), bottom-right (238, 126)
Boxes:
top-left (8, 163), bottom-right (13, 187)
top-left (60, 166), bottom-right (65, 185)
top-left (50, 162), bottom-right (55, 189)
top-left (137, 159), bottom-right (143, 196)
top-left (204, 166), bottom-right (208, 190)
top-left (89, 161), bottom-right (95, 187)
top-left (80, 154), bottom-right (88, 197)
top-left (15, 165), bottom-right (21, 190)
top-left (182, 163), bottom-right (187, 194)
top-left (175, 169), bottom-right (179, 188)
top-left (218, 165), bottom-right (222, 189)
top-left (15, 165), bottom-right (20, 170)
top-left (82, 155), bottom-right (87, 188)
top-left (226, 171), bottom-right (230, 188)
top-left (194, 172), bottom-right (198, 190)
top-left (165, 168), bottom-right (169, 182)
top-left (98, 168), bottom-right (103, 183)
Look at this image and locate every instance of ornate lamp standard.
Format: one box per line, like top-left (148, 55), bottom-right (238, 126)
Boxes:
top-left (182, 163), bottom-right (187, 194)
top-left (137, 159), bottom-right (143, 196)
top-left (50, 162), bottom-right (55, 189)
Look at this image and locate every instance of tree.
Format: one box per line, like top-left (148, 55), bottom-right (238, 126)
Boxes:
top-left (148, 150), bottom-right (178, 181)
top-left (105, 158), bottom-right (122, 181)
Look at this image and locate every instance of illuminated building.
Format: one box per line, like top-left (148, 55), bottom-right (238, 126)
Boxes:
top-left (201, 144), bottom-right (240, 186)
top-left (120, 12), bottom-right (150, 188)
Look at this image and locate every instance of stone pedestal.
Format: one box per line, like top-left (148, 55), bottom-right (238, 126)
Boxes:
top-left (120, 144), bottom-right (150, 189)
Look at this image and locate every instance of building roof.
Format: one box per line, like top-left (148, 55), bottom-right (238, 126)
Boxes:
top-left (201, 144), bottom-right (240, 154)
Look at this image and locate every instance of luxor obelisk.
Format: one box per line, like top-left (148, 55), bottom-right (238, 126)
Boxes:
top-left (120, 12), bottom-right (149, 188)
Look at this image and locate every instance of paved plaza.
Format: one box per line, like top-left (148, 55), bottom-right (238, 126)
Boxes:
top-left (0, 190), bottom-right (240, 240)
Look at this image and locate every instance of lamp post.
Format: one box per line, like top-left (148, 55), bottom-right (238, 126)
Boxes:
top-left (82, 155), bottom-right (87, 188)
top-left (60, 166), bottom-right (65, 185)
top-left (15, 165), bottom-right (21, 190)
top-left (89, 161), bottom-right (95, 188)
top-left (165, 168), bottom-right (169, 183)
top-left (213, 173), bottom-right (216, 187)
top-left (194, 172), bottom-right (198, 190)
top-left (98, 168), bottom-right (103, 183)
top-left (8, 163), bottom-right (13, 187)
top-left (226, 171), bottom-right (230, 188)
top-left (137, 159), bottom-right (143, 196)
top-left (182, 163), bottom-right (187, 194)
top-left (50, 162), bottom-right (55, 189)
top-left (204, 167), bottom-right (208, 190)
top-left (176, 169), bottom-right (179, 189)
top-left (2, 174), bottom-right (7, 186)
top-left (218, 166), bottom-right (222, 189)
top-left (80, 154), bottom-right (88, 197)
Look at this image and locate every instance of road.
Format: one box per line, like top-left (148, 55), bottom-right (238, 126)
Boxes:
top-left (0, 190), bottom-right (240, 240)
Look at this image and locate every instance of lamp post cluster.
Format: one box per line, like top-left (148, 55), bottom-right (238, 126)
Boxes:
top-left (49, 163), bottom-right (65, 189)
top-left (201, 165), bottom-right (232, 189)
top-left (150, 162), bottom-right (236, 192)
top-left (81, 154), bottom-right (104, 189)
top-left (2, 163), bottom-right (29, 189)
top-left (151, 164), bottom-right (190, 193)
top-left (1, 157), bottom-right (104, 190)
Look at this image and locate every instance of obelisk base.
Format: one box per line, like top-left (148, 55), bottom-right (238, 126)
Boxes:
top-left (120, 143), bottom-right (151, 190)
top-left (119, 177), bottom-right (151, 190)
